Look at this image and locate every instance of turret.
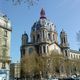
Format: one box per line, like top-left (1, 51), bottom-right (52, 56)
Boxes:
top-left (40, 8), bottom-right (46, 19)
top-left (60, 29), bottom-right (69, 58)
top-left (22, 32), bottom-right (28, 46)
top-left (60, 29), bottom-right (69, 48)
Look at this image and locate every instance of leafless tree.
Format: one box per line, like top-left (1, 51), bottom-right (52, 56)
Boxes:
top-left (50, 51), bottom-right (64, 77)
top-left (21, 51), bottom-right (47, 79)
top-left (5, 0), bottom-right (39, 6)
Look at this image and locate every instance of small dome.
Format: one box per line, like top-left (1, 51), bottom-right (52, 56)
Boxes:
top-left (22, 31), bottom-right (28, 38)
top-left (22, 32), bottom-right (28, 42)
top-left (61, 29), bottom-right (66, 34)
top-left (60, 29), bottom-right (67, 36)
top-left (22, 31), bottom-right (28, 44)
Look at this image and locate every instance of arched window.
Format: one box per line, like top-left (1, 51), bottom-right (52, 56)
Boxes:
top-left (37, 34), bottom-right (40, 42)
top-left (48, 33), bottom-right (50, 40)
top-left (43, 31), bottom-right (44, 39)
top-left (29, 48), bottom-right (33, 54)
top-left (65, 50), bottom-right (67, 56)
top-left (33, 36), bottom-right (35, 42)
top-left (53, 34), bottom-right (54, 41)
top-left (39, 46), bottom-right (42, 54)
top-left (21, 49), bottom-right (25, 58)
top-left (74, 55), bottom-right (75, 59)
top-left (47, 46), bottom-right (48, 53)
top-left (61, 38), bottom-right (63, 43)
top-left (71, 54), bottom-right (72, 58)
top-left (64, 37), bottom-right (65, 43)
top-left (43, 46), bottom-right (45, 53)
top-left (79, 55), bottom-right (80, 59)
top-left (76, 55), bottom-right (78, 59)
top-left (4, 30), bottom-right (7, 37)
top-left (3, 38), bottom-right (7, 47)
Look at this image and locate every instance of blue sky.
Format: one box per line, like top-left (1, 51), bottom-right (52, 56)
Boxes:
top-left (0, 0), bottom-right (80, 62)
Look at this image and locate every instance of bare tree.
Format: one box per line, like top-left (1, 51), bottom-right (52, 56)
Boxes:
top-left (21, 51), bottom-right (48, 79)
top-left (63, 59), bottom-right (72, 76)
top-left (21, 53), bottom-right (37, 78)
top-left (49, 51), bottom-right (64, 77)
top-left (63, 58), bottom-right (80, 77)
top-left (72, 59), bottom-right (80, 75)
top-left (5, 0), bottom-right (39, 6)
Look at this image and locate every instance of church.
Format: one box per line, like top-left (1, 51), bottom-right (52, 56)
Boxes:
top-left (20, 8), bottom-right (80, 77)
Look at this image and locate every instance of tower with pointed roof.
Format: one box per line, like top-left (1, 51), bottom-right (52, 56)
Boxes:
top-left (60, 29), bottom-right (69, 57)
top-left (60, 29), bottom-right (69, 48)
top-left (20, 32), bottom-right (28, 58)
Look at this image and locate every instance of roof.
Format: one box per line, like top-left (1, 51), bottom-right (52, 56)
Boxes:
top-left (70, 49), bottom-right (80, 54)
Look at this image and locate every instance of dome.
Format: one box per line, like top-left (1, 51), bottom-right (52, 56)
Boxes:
top-left (31, 17), bottom-right (56, 32)
top-left (60, 29), bottom-right (67, 35)
top-left (31, 9), bottom-right (56, 32)
top-left (22, 31), bottom-right (28, 45)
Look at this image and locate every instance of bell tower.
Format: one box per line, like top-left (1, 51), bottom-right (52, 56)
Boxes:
top-left (60, 29), bottom-right (69, 48)
top-left (22, 31), bottom-right (28, 46)
top-left (60, 29), bottom-right (69, 57)
top-left (21, 32), bottom-right (28, 58)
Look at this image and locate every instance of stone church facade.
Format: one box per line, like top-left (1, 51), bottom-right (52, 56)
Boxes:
top-left (20, 9), bottom-right (80, 77)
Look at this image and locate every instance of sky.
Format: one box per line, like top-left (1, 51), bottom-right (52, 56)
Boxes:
top-left (0, 0), bottom-right (80, 63)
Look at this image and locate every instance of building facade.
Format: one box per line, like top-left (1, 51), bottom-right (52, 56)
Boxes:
top-left (20, 9), bottom-right (80, 77)
top-left (10, 63), bottom-right (20, 80)
top-left (0, 13), bottom-right (12, 79)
